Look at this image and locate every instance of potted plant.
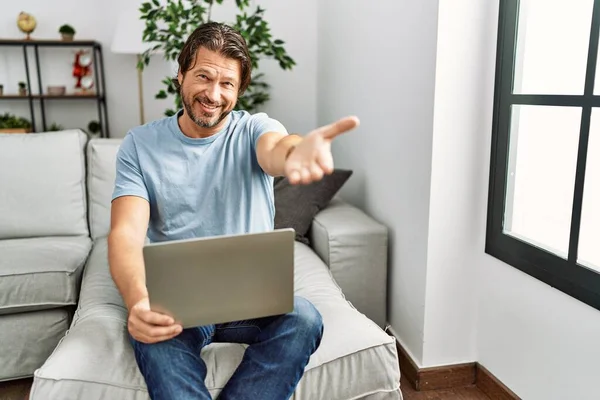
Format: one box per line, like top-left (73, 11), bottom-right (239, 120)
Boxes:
top-left (87, 120), bottom-right (101, 137)
top-left (0, 112), bottom-right (32, 133)
top-left (59, 24), bottom-right (76, 41)
top-left (0, 84), bottom-right (3, 96)
top-left (18, 81), bottom-right (27, 96)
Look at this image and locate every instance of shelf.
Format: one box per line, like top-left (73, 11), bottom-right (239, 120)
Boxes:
top-left (0, 94), bottom-right (103, 100)
top-left (0, 38), bottom-right (99, 47)
top-left (0, 38), bottom-right (109, 137)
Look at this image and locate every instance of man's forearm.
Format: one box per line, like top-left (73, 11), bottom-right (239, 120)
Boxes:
top-left (108, 230), bottom-right (148, 311)
top-left (267, 134), bottom-right (303, 176)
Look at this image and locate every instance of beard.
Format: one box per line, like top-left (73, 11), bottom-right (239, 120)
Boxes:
top-left (182, 90), bottom-right (231, 129)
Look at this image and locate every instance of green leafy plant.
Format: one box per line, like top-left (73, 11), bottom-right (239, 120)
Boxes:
top-left (49, 122), bottom-right (63, 131)
top-left (138, 0), bottom-right (295, 116)
top-left (59, 24), bottom-right (76, 35)
top-left (18, 81), bottom-right (26, 89)
top-left (0, 113), bottom-right (31, 129)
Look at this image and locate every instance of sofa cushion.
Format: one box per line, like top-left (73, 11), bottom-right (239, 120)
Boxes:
top-left (87, 139), bottom-right (123, 239)
top-left (310, 198), bottom-right (389, 328)
top-left (0, 130), bottom-right (89, 239)
top-left (31, 238), bottom-right (401, 399)
top-left (0, 308), bottom-right (71, 381)
top-left (0, 236), bottom-right (92, 314)
top-left (274, 169), bottom-right (353, 244)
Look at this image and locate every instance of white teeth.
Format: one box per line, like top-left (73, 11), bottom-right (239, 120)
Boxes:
top-left (200, 102), bottom-right (217, 109)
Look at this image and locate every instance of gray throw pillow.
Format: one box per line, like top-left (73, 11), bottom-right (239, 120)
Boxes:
top-left (274, 169), bottom-right (353, 244)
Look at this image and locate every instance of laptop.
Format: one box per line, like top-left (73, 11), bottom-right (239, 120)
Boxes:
top-left (143, 228), bottom-right (295, 328)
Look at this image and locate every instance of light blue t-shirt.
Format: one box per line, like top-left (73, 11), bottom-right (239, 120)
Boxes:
top-left (111, 109), bottom-right (288, 243)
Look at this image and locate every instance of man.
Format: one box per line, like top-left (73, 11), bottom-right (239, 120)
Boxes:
top-left (108, 22), bottom-right (359, 400)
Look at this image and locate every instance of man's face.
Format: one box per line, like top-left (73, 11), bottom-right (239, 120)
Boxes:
top-left (178, 47), bottom-right (241, 129)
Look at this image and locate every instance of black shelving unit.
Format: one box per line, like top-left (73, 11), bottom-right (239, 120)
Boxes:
top-left (0, 38), bottom-right (110, 138)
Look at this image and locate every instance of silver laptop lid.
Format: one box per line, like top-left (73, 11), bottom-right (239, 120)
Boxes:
top-left (143, 228), bottom-right (295, 328)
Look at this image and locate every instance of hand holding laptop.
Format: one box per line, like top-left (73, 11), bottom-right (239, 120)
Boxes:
top-left (128, 297), bottom-right (183, 344)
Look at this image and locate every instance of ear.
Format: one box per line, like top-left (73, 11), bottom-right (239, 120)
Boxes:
top-left (177, 69), bottom-right (183, 86)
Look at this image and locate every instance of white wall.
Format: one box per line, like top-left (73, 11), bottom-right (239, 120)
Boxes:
top-left (318, 0), bottom-right (440, 363)
top-left (421, 0), bottom-right (489, 366)
top-left (432, 1), bottom-right (600, 399)
top-left (0, 0), bottom-right (317, 138)
top-left (477, 258), bottom-right (600, 400)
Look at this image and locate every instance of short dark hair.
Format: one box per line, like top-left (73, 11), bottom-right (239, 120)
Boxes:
top-left (173, 22), bottom-right (252, 94)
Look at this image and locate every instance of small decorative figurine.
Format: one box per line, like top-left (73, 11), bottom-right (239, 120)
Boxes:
top-left (17, 12), bottom-right (37, 40)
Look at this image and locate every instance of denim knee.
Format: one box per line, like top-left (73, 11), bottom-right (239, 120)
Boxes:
top-left (293, 297), bottom-right (324, 348)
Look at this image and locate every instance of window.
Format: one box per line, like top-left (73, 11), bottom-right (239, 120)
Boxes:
top-left (488, 0), bottom-right (600, 310)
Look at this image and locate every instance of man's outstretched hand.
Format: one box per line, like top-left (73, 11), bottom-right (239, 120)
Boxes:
top-left (284, 116), bottom-right (360, 185)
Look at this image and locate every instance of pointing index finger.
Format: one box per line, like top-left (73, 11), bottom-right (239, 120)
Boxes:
top-left (320, 116), bottom-right (360, 139)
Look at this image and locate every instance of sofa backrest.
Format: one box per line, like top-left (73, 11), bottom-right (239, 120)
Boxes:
top-left (0, 130), bottom-right (89, 239)
top-left (87, 138), bottom-right (122, 240)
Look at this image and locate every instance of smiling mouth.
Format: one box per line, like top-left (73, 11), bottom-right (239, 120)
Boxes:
top-left (197, 99), bottom-right (220, 113)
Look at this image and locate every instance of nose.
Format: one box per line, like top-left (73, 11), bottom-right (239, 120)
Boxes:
top-left (205, 82), bottom-right (220, 104)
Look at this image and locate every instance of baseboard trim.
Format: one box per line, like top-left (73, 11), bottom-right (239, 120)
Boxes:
top-left (476, 363), bottom-right (520, 400)
top-left (394, 337), bottom-right (520, 398)
top-left (396, 340), bottom-right (476, 391)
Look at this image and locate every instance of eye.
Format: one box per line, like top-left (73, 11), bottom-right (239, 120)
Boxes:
top-left (198, 74), bottom-right (208, 80)
top-left (223, 82), bottom-right (234, 87)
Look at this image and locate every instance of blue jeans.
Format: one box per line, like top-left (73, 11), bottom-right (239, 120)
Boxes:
top-left (129, 296), bottom-right (323, 400)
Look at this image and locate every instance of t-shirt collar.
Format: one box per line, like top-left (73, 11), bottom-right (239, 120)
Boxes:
top-left (169, 109), bottom-right (232, 145)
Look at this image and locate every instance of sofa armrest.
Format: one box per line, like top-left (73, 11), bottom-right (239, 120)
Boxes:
top-left (308, 198), bottom-right (388, 327)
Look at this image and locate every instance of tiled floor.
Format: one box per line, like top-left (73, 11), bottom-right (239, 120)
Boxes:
top-left (1, 375), bottom-right (491, 400)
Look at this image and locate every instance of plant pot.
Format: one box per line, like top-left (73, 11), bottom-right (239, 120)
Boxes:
top-left (0, 128), bottom-right (31, 134)
top-left (61, 33), bottom-right (74, 41)
top-left (18, 88), bottom-right (27, 96)
top-left (0, 86), bottom-right (3, 96)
